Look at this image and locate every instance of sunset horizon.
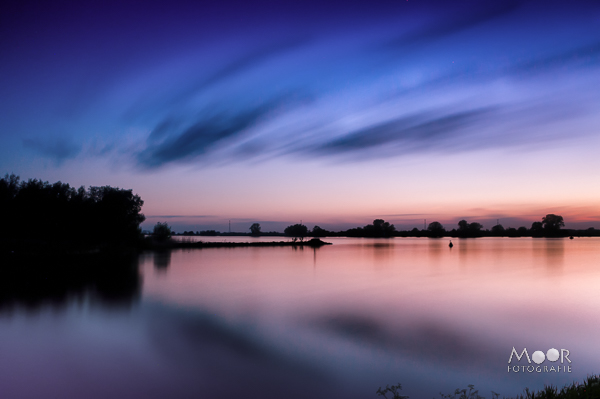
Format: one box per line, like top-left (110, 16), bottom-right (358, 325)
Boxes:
top-left (3, 1), bottom-right (600, 397)
top-left (2, 0), bottom-right (600, 235)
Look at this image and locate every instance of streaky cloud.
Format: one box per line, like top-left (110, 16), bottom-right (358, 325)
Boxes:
top-left (147, 118), bottom-right (182, 143)
top-left (194, 38), bottom-right (309, 92)
top-left (312, 108), bottom-right (495, 156)
top-left (137, 98), bottom-right (286, 168)
top-left (122, 38), bottom-right (308, 124)
top-left (22, 137), bottom-right (81, 164)
top-left (511, 41), bottom-right (600, 76)
top-left (384, 1), bottom-right (521, 50)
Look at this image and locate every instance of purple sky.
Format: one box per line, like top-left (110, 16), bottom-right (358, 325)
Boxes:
top-left (2, 0), bottom-right (600, 232)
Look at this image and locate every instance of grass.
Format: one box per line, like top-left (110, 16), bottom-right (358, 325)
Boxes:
top-left (378, 375), bottom-right (600, 399)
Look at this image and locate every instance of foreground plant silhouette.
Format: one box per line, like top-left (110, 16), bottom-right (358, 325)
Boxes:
top-left (439, 385), bottom-right (499, 399)
top-left (376, 375), bottom-right (600, 399)
top-left (376, 383), bottom-right (409, 399)
top-left (511, 375), bottom-right (600, 399)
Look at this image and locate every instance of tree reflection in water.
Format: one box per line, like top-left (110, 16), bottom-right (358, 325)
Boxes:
top-left (0, 252), bottom-right (142, 312)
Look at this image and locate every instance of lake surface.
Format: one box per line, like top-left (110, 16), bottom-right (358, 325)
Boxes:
top-left (1, 237), bottom-right (599, 399)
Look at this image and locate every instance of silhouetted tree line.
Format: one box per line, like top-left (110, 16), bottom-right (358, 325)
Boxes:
top-left (0, 174), bottom-right (145, 251)
top-left (276, 214), bottom-right (597, 239)
top-left (343, 219), bottom-right (397, 238)
top-left (284, 223), bottom-right (309, 240)
top-left (166, 215), bottom-right (597, 239)
top-left (176, 216), bottom-right (598, 239)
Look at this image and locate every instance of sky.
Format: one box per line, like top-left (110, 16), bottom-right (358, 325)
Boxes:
top-left (1, 0), bottom-right (600, 232)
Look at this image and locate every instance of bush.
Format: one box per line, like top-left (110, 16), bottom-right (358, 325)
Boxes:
top-left (152, 222), bottom-right (172, 242)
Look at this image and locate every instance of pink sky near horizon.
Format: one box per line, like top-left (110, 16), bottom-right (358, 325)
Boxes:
top-left (125, 148), bottom-right (600, 231)
top-left (15, 145), bottom-right (599, 232)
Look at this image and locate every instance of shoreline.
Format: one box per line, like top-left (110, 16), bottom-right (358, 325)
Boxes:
top-left (148, 238), bottom-right (332, 249)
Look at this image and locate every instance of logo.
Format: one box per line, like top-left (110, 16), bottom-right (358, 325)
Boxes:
top-left (508, 347), bottom-right (572, 373)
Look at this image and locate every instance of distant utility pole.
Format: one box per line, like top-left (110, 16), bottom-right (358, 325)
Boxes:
top-left (424, 219), bottom-right (426, 229)
top-left (229, 220), bottom-right (231, 233)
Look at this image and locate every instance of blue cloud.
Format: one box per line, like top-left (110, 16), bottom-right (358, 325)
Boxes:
top-left (384, 1), bottom-right (522, 50)
top-left (312, 108), bottom-right (495, 156)
top-left (22, 137), bottom-right (81, 164)
top-left (137, 100), bottom-right (283, 168)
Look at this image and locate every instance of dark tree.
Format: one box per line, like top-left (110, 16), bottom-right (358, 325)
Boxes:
top-left (427, 221), bottom-right (445, 237)
top-left (152, 222), bottom-right (172, 241)
top-left (249, 223), bottom-right (261, 236)
top-left (88, 186), bottom-right (145, 245)
top-left (311, 225), bottom-right (328, 237)
top-left (542, 214), bottom-right (565, 231)
top-left (531, 221), bottom-right (543, 231)
top-left (0, 173), bottom-right (20, 202)
top-left (491, 224), bottom-right (505, 235)
top-left (343, 227), bottom-right (364, 237)
top-left (506, 227), bottom-right (518, 237)
top-left (456, 220), bottom-right (483, 238)
top-left (468, 222), bottom-right (483, 232)
top-left (364, 219), bottom-right (396, 238)
top-left (530, 221), bottom-right (544, 237)
top-left (0, 175), bottom-right (145, 247)
top-left (284, 224), bottom-right (308, 240)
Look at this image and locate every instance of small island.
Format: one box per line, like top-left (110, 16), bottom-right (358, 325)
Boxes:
top-left (146, 237), bottom-right (332, 249)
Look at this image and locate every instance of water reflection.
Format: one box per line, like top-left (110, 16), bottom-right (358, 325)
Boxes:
top-left (153, 250), bottom-right (172, 272)
top-left (141, 303), bottom-right (331, 399)
top-left (427, 238), bottom-right (445, 264)
top-left (542, 239), bottom-right (565, 269)
top-left (313, 312), bottom-right (497, 369)
top-left (1, 238), bottom-right (600, 399)
top-left (0, 252), bottom-right (141, 312)
top-left (371, 242), bottom-right (393, 264)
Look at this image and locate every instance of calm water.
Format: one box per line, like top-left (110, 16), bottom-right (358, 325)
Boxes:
top-left (1, 238), bottom-right (599, 399)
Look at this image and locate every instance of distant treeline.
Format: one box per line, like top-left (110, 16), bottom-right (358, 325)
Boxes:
top-left (3, 174), bottom-right (597, 254)
top-left (174, 216), bottom-right (600, 239)
top-left (0, 174), bottom-right (145, 251)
